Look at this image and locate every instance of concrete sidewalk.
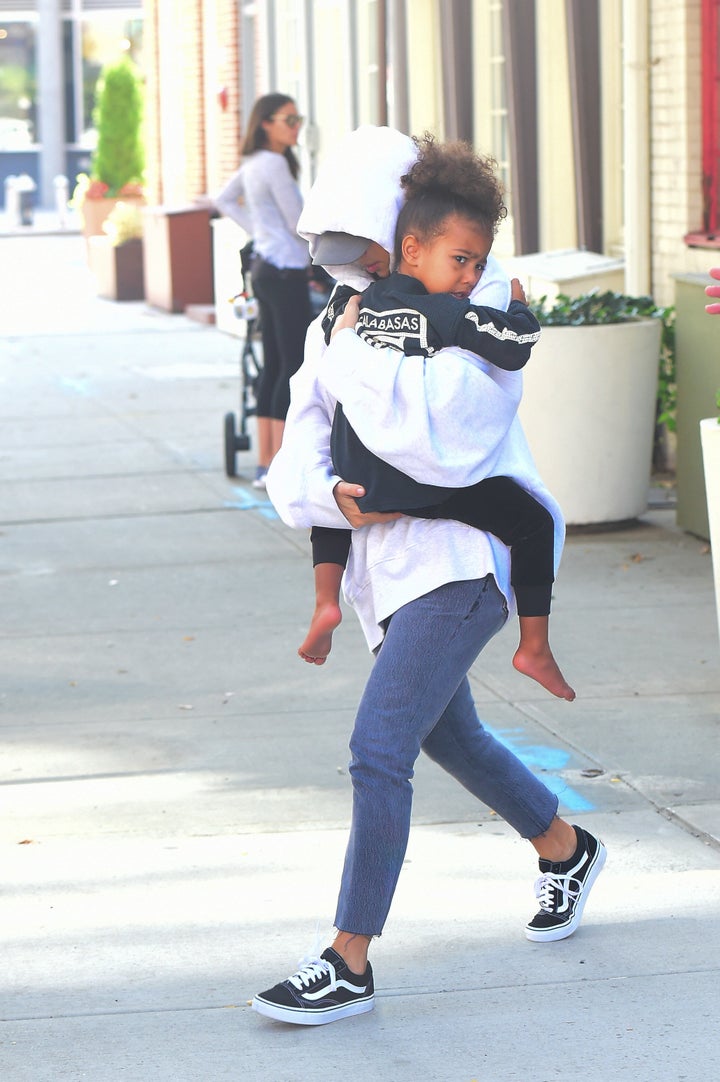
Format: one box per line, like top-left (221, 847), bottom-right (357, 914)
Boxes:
top-left (1, 234), bottom-right (719, 1081)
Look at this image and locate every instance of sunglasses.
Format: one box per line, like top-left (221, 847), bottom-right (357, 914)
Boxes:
top-left (270, 113), bottom-right (304, 128)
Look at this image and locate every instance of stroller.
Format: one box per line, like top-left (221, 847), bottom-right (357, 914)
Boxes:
top-left (223, 243), bottom-right (334, 477)
top-left (223, 244), bottom-right (262, 477)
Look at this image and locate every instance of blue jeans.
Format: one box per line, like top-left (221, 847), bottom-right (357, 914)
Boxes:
top-left (334, 575), bottom-right (559, 936)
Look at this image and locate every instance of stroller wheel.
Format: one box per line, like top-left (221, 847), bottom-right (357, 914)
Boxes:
top-left (224, 412), bottom-right (238, 476)
top-left (224, 412), bottom-right (250, 475)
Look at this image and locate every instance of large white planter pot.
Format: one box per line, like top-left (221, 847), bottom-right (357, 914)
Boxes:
top-left (700, 417), bottom-right (720, 643)
top-left (518, 319), bottom-right (662, 525)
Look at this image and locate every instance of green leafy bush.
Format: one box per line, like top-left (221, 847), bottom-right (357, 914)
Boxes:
top-left (91, 56), bottom-right (144, 195)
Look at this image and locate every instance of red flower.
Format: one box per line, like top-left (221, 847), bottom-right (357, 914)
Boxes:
top-left (86, 180), bottom-right (110, 199)
top-left (118, 182), bottom-right (144, 197)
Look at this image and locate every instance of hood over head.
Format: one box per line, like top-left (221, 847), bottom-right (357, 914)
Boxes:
top-left (297, 125), bottom-right (418, 290)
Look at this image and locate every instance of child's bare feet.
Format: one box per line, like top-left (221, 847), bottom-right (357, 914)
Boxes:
top-left (298, 602), bottom-right (343, 665)
top-left (512, 643), bottom-right (576, 700)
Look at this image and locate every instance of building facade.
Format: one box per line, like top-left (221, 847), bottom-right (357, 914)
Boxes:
top-left (2, 1), bottom-right (715, 306)
top-left (141, 0), bottom-right (715, 307)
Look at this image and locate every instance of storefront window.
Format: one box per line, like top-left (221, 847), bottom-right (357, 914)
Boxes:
top-left (487, 1), bottom-right (509, 197)
top-left (311, 0), bottom-right (353, 151)
top-left (0, 21), bottom-right (36, 149)
top-left (273, 0), bottom-right (306, 110)
top-left (355, 0), bottom-right (382, 127)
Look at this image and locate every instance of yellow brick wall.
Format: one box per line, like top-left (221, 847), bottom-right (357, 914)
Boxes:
top-left (181, 0), bottom-right (207, 199)
top-left (649, 0), bottom-right (703, 305)
top-left (142, 0), bottom-right (244, 204)
top-left (142, 0), bottom-right (162, 204)
top-left (205, 0), bottom-right (243, 194)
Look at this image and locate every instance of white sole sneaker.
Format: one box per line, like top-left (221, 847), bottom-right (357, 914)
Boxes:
top-left (252, 993), bottom-right (374, 1026)
top-left (251, 948), bottom-right (375, 1026)
top-left (526, 829), bottom-right (607, 942)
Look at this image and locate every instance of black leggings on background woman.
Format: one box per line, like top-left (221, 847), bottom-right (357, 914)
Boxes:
top-left (252, 258), bottom-right (312, 421)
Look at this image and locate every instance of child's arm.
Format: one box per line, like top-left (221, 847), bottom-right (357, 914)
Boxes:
top-left (451, 278), bottom-right (540, 371)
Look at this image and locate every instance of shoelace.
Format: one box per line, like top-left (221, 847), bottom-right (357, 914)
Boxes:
top-left (288, 956), bottom-right (336, 991)
top-left (534, 871), bottom-right (582, 912)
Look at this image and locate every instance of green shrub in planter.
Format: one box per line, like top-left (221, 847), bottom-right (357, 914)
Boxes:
top-left (518, 291), bottom-right (665, 524)
top-left (529, 290), bottom-right (676, 432)
top-left (91, 56), bottom-right (145, 195)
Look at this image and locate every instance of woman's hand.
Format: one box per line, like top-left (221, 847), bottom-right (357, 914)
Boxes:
top-left (331, 295), bottom-right (361, 337)
top-left (333, 481), bottom-right (403, 528)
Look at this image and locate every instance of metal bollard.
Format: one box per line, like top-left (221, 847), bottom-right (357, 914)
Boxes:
top-left (4, 175), bottom-right (19, 225)
top-left (54, 174), bottom-right (69, 227)
top-left (15, 174), bottom-right (36, 226)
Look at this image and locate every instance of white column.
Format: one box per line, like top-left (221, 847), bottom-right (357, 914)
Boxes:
top-left (37, 0), bottom-right (66, 208)
top-left (622, 0), bottom-right (651, 295)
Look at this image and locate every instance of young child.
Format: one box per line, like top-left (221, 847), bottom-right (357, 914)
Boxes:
top-left (300, 136), bottom-right (574, 702)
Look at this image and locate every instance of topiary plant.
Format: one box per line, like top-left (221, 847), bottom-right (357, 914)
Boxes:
top-left (90, 56), bottom-right (145, 196)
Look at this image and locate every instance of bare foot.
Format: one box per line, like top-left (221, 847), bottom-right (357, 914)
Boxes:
top-left (298, 601), bottom-right (343, 665)
top-left (512, 644), bottom-right (576, 700)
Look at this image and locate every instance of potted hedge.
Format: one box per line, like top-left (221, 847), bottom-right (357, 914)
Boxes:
top-left (518, 291), bottom-right (670, 526)
top-left (71, 56), bottom-right (145, 239)
top-left (700, 394), bottom-right (720, 642)
top-left (87, 201), bottom-right (145, 301)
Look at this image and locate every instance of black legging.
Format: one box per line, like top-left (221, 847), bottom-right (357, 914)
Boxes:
top-left (311, 476), bottom-right (555, 617)
top-left (252, 258), bottom-right (312, 420)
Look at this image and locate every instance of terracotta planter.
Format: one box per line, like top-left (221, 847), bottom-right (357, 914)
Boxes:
top-left (700, 417), bottom-right (720, 644)
top-left (518, 319), bottom-right (663, 526)
top-left (87, 235), bottom-right (145, 301)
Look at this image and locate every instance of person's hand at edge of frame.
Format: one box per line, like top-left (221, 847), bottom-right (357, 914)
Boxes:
top-left (333, 481), bottom-right (403, 529)
top-left (706, 266), bottom-right (720, 314)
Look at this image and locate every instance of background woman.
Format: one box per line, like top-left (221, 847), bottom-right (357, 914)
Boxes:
top-left (215, 93), bottom-right (312, 488)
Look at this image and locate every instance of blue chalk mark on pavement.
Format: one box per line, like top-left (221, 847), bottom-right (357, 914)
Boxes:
top-left (59, 377), bottom-right (92, 396)
top-left (483, 722), bottom-right (595, 813)
top-left (225, 486), bottom-right (278, 520)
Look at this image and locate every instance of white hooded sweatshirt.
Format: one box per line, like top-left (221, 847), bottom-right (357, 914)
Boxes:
top-left (266, 126), bottom-right (564, 650)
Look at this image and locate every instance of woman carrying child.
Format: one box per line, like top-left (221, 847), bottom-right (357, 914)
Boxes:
top-left (255, 126), bottom-right (605, 1026)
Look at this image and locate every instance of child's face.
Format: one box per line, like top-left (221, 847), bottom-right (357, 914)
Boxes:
top-left (356, 241), bottom-right (391, 279)
top-left (402, 215), bottom-right (493, 299)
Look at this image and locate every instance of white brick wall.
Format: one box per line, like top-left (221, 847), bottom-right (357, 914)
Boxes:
top-left (649, 0), bottom-right (704, 306)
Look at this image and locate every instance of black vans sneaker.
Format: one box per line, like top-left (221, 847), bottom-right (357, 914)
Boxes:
top-left (252, 947), bottom-right (374, 1025)
top-left (526, 825), bottom-right (607, 942)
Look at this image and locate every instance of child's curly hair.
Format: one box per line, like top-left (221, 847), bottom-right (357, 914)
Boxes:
top-left (394, 133), bottom-right (507, 263)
